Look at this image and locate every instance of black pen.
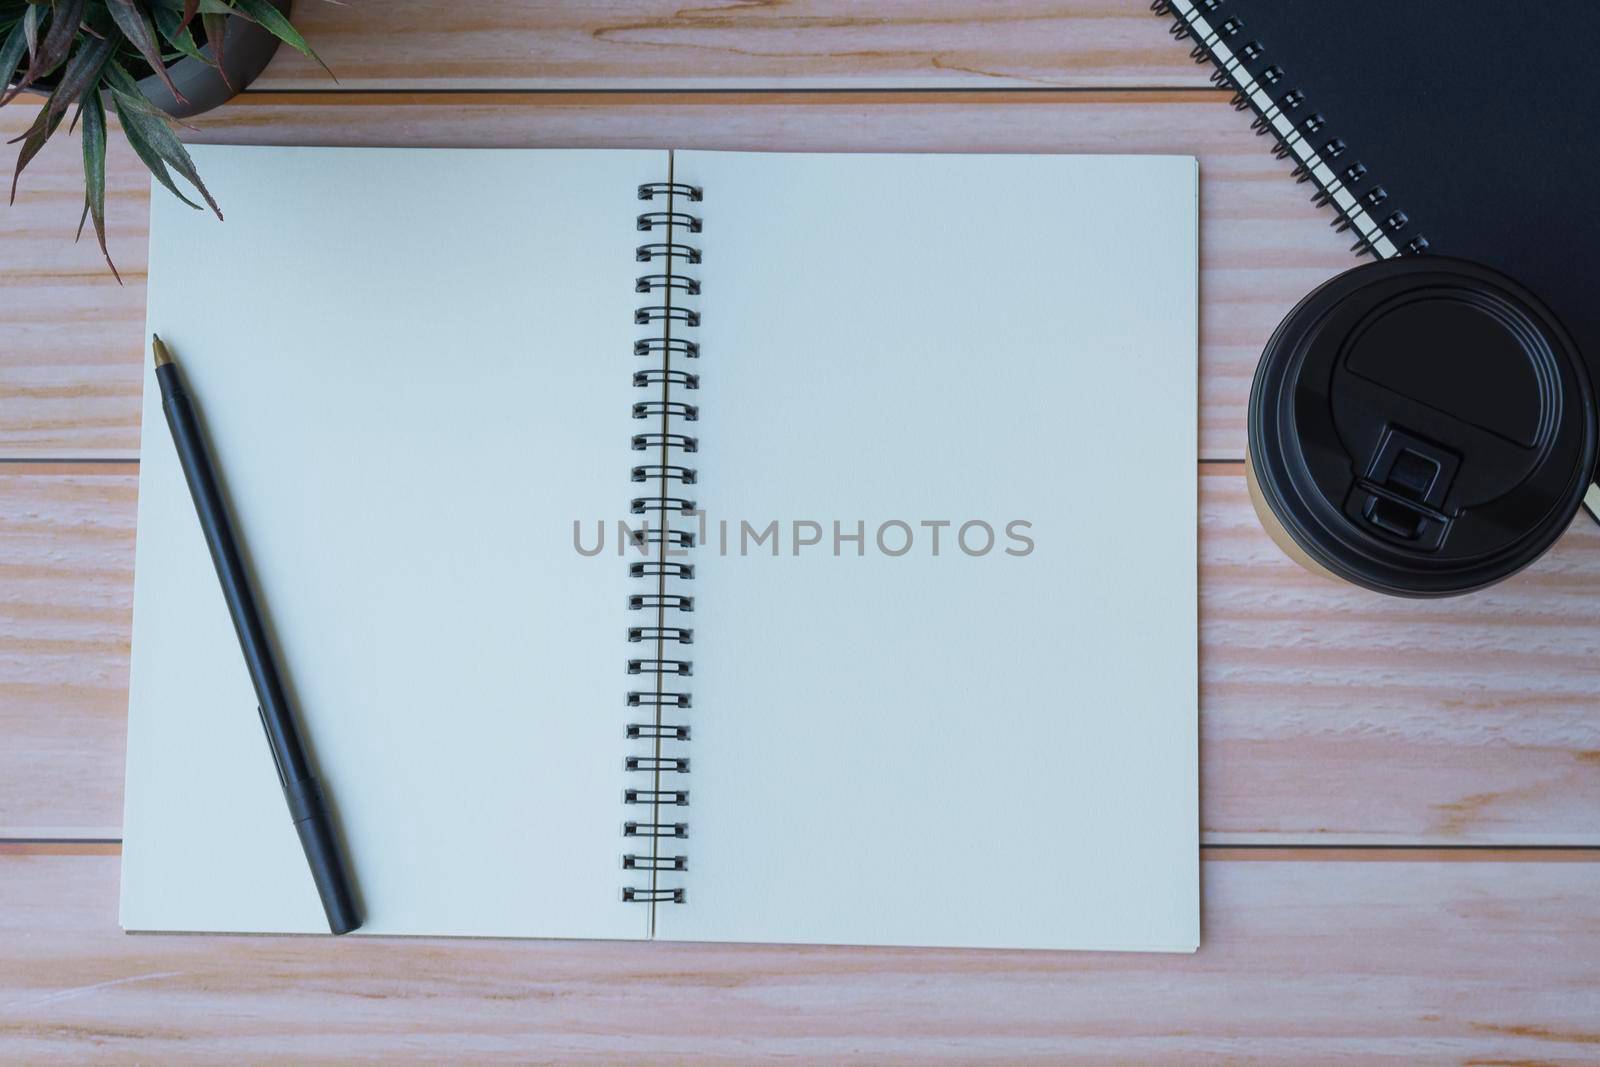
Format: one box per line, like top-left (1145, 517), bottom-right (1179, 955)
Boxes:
top-left (152, 334), bottom-right (361, 935)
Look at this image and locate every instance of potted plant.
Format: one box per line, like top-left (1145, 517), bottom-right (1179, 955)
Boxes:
top-left (1, 0), bottom-right (328, 279)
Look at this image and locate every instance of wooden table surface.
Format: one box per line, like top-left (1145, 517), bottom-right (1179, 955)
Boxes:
top-left (3, 3), bottom-right (1598, 1063)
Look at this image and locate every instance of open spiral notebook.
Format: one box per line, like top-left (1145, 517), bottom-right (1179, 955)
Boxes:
top-left (121, 145), bottom-right (1199, 952)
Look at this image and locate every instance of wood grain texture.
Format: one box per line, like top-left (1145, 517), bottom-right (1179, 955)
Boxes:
top-left (7, 463), bottom-right (1596, 845)
top-left (0, 92), bottom-right (1353, 460)
top-left (0, 109), bottom-right (149, 460)
top-left (249, 1), bottom-right (1209, 90)
top-left (3, 14), bottom-right (1595, 1049)
top-left (2, 847), bottom-right (1596, 1063)
top-left (1201, 467), bottom-right (1600, 846)
top-left (0, 465), bottom-right (133, 839)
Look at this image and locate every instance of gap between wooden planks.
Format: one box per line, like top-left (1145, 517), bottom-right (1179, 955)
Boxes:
top-left (228, 89), bottom-right (1228, 104)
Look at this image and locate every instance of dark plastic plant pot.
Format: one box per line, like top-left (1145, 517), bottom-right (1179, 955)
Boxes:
top-left (137, 0), bottom-right (292, 118)
top-left (12, 0), bottom-right (290, 118)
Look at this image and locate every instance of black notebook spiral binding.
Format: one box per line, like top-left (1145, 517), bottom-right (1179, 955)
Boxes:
top-left (1150, 0), bottom-right (1428, 262)
top-left (624, 177), bottom-right (702, 906)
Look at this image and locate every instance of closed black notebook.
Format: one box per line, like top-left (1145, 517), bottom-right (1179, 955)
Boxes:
top-left (1158, 0), bottom-right (1600, 514)
top-left (1157, 1), bottom-right (1600, 397)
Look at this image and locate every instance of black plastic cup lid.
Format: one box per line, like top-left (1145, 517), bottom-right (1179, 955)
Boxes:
top-left (1249, 256), bottom-right (1597, 597)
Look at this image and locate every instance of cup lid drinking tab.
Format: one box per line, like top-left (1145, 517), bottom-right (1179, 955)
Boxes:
top-left (1248, 256), bottom-right (1597, 596)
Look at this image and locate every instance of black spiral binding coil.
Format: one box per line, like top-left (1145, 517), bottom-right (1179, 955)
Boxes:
top-left (1149, 0), bottom-right (1429, 260)
top-left (624, 177), bottom-right (702, 906)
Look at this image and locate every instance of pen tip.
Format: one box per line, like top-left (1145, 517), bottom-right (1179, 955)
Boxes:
top-left (151, 334), bottom-right (173, 368)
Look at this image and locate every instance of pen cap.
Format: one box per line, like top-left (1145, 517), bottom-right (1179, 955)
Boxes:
top-left (1247, 256), bottom-right (1598, 597)
top-left (285, 777), bottom-right (361, 935)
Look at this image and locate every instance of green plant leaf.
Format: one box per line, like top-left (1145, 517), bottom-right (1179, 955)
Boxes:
top-left (105, 0), bottom-right (187, 105)
top-left (200, 10), bottom-right (225, 79)
top-left (30, 0), bottom-right (83, 72)
top-left (110, 88), bottom-right (221, 218)
top-left (0, 18), bottom-right (29, 98)
top-left (101, 54), bottom-right (158, 107)
top-left (147, 0), bottom-right (239, 16)
top-left (111, 90), bottom-right (201, 210)
top-left (178, 0), bottom-right (199, 32)
top-left (8, 93), bottom-right (63, 202)
top-left (5, 29), bottom-right (114, 209)
top-left (200, 10), bottom-right (232, 89)
top-left (41, 30), bottom-right (115, 125)
top-left (77, 3), bottom-right (117, 42)
top-left (21, 2), bottom-right (38, 61)
top-left (229, 0), bottom-right (334, 80)
top-left (2, 0), bottom-right (85, 105)
top-left (76, 83), bottom-right (119, 281)
top-left (151, 3), bottom-right (206, 65)
top-left (97, 55), bottom-right (192, 131)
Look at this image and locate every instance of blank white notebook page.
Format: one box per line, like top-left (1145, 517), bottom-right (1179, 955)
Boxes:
top-left (122, 146), bottom-right (659, 937)
top-left (669, 152), bottom-right (1200, 950)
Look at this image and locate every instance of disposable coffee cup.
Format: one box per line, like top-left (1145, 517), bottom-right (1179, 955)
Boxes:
top-left (1246, 256), bottom-right (1597, 597)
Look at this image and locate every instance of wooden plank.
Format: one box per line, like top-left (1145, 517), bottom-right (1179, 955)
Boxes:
top-left (247, 1), bottom-right (1208, 91)
top-left (0, 92), bottom-right (1353, 460)
top-left (0, 464), bottom-right (133, 840)
top-left (1201, 466), bottom-right (1600, 846)
top-left (1, 847), bottom-right (1595, 1063)
top-left (6, 463), bottom-right (1597, 844)
top-left (0, 108), bottom-right (149, 461)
